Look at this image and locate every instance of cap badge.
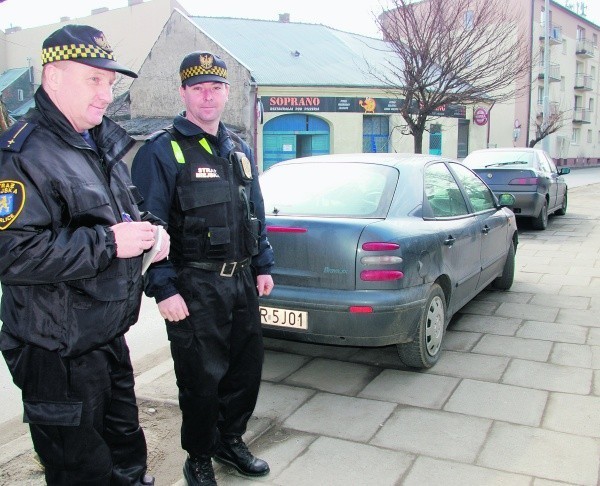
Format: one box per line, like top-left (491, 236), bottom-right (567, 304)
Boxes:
top-left (199, 54), bottom-right (214, 69)
top-left (93, 33), bottom-right (112, 53)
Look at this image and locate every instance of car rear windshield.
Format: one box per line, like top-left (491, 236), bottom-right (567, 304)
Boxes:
top-left (260, 162), bottom-right (398, 218)
top-left (466, 151), bottom-right (534, 169)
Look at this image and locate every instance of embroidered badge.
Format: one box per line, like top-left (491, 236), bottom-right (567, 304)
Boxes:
top-left (195, 167), bottom-right (219, 179)
top-left (0, 180), bottom-right (25, 230)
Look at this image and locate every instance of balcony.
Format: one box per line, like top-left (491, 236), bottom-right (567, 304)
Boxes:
top-left (539, 23), bottom-right (563, 45)
top-left (576, 38), bottom-right (596, 58)
top-left (574, 73), bottom-right (593, 90)
top-left (536, 101), bottom-right (560, 118)
top-left (572, 108), bottom-right (591, 123)
top-left (537, 62), bottom-right (561, 82)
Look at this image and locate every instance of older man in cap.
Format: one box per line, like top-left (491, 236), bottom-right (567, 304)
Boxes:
top-left (131, 51), bottom-right (274, 485)
top-left (0, 24), bottom-right (169, 485)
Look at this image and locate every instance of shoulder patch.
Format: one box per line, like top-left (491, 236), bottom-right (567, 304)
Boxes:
top-left (0, 121), bottom-right (37, 152)
top-left (0, 180), bottom-right (26, 230)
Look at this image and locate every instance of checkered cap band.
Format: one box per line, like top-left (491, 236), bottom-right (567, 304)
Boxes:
top-left (41, 43), bottom-right (116, 65)
top-left (180, 65), bottom-right (227, 83)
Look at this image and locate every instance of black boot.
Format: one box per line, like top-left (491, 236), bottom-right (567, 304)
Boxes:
top-left (183, 455), bottom-right (217, 485)
top-left (214, 437), bottom-right (269, 477)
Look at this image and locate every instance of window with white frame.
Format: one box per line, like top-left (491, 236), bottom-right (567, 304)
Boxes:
top-left (572, 127), bottom-right (580, 144)
top-left (589, 98), bottom-right (595, 112)
top-left (17, 89), bottom-right (24, 101)
top-left (560, 76), bottom-right (565, 92)
top-left (587, 130), bottom-right (592, 143)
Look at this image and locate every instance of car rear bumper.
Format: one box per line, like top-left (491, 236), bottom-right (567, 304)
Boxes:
top-left (259, 284), bottom-right (427, 347)
top-left (492, 189), bottom-right (544, 217)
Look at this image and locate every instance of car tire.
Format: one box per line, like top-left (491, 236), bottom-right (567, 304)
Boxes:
top-left (492, 241), bottom-right (515, 291)
top-left (555, 191), bottom-right (567, 216)
top-left (531, 199), bottom-right (548, 230)
top-left (397, 283), bottom-right (446, 369)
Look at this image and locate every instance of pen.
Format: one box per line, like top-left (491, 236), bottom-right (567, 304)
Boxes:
top-left (122, 212), bottom-right (133, 222)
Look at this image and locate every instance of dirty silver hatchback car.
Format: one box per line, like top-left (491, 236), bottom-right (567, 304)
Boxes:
top-left (258, 153), bottom-right (518, 369)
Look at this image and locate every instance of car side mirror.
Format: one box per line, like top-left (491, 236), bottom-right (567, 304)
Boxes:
top-left (497, 193), bottom-right (516, 207)
top-left (558, 167), bottom-right (571, 175)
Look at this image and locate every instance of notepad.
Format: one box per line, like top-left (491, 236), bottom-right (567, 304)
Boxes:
top-left (142, 226), bottom-right (163, 274)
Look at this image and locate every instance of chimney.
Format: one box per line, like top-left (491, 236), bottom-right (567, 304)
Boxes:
top-left (128, 0), bottom-right (143, 5)
top-left (6, 26), bottom-right (22, 34)
top-left (60, 16), bottom-right (71, 22)
top-left (91, 7), bottom-right (109, 15)
top-left (279, 13), bottom-right (290, 23)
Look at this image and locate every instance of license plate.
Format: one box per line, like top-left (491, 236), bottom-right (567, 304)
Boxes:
top-left (260, 306), bottom-right (308, 330)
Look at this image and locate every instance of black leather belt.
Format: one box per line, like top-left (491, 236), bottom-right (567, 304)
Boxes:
top-left (178, 258), bottom-right (251, 277)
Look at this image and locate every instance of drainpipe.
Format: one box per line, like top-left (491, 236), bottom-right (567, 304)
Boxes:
top-left (542, 0), bottom-right (550, 152)
top-left (525, 0), bottom-right (535, 148)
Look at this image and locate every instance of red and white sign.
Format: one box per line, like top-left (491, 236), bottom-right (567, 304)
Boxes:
top-left (474, 107), bottom-right (488, 126)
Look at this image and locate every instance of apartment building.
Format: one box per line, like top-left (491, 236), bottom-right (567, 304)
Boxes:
top-left (530, 0), bottom-right (600, 166)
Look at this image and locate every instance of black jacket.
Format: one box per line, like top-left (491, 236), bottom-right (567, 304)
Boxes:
top-left (0, 88), bottom-right (145, 357)
top-left (131, 115), bottom-right (274, 303)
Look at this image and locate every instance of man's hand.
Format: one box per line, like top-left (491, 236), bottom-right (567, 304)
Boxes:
top-left (257, 274), bottom-right (274, 297)
top-left (111, 221), bottom-right (156, 258)
top-left (158, 294), bottom-right (189, 322)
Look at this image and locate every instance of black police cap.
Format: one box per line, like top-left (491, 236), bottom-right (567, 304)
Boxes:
top-left (180, 51), bottom-right (228, 87)
top-left (41, 24), bottom-right (138, 78)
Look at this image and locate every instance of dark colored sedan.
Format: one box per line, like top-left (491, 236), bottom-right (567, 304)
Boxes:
top-left (463, 147), bottom-right (570, 230)
top-left (258, 153), bottom-right (518, 369)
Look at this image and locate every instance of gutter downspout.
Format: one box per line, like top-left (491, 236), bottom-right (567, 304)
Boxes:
top-left (525, 0), bottom-right (535, 148)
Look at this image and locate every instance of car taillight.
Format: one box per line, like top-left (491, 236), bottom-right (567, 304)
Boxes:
top-left (360, 270), bottom-right (404, 281)
top-left (508, 177), bottom-right (538, 185)
top-left (361, 255), bottom-right (403, 264)
top-left (266, 225), bottom-right (307, 233)
top-left (360, 241), bottom-right (403, 280)
top-left (362, 242), bottom-right (400, 251)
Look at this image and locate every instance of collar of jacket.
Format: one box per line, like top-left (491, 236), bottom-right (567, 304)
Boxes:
top-left (32, 87), bottom-right (135, 163)
top-left (173, 114), bottom-right (235, 155)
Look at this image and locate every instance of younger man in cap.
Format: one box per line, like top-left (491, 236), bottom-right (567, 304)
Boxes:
top-left (0, 24), bottom-right (169, 485)
top-left (131, 51), bottom-right (274, 485)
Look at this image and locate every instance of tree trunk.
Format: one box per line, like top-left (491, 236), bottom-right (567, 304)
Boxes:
top-left (413, 129), bottom-right (423, 154)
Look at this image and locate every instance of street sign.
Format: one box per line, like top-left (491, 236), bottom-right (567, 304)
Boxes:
top-left (474, 107), bottom-right (488, 126)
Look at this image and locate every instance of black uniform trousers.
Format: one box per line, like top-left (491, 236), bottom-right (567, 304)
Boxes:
top-left (168, 265), bottom-right (264, 457)
top-left (2, 335), bottom-right (148, 485)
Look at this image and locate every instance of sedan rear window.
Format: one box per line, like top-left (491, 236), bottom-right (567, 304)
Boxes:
top-left (466, 151), bottom-right (534, 169)
top-left (260, 162), bottom-right (397, 217)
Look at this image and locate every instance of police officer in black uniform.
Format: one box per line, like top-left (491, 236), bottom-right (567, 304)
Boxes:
top-left (131, 52), bottom-right (274, 485)
top-left (0, 25), bottom-right (170, 485)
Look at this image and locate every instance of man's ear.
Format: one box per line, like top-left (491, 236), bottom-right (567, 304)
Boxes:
top-left (43, 64), bottom-right (61, 92)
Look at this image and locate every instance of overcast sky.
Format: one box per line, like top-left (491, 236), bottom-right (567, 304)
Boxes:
top-left (0, 0), bottom-right (599, 38)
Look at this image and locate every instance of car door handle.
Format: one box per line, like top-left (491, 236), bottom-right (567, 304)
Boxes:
top-left (444, 236), bottom-right (456, 246)
top-left (482, 225), bottom-right (490, 234)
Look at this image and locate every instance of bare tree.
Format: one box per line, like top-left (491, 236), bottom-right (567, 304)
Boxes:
top-left (528, 109), bottom-right (565, 148)
top-left (374, 0), bottom-right (532, 153)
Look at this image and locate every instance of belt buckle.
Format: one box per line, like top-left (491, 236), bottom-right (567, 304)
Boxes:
top-left (220, 261), bottom-right (237, 277)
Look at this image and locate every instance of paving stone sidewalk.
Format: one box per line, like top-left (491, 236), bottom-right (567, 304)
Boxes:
top-left (2, 183), bottom-right (599, 486)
